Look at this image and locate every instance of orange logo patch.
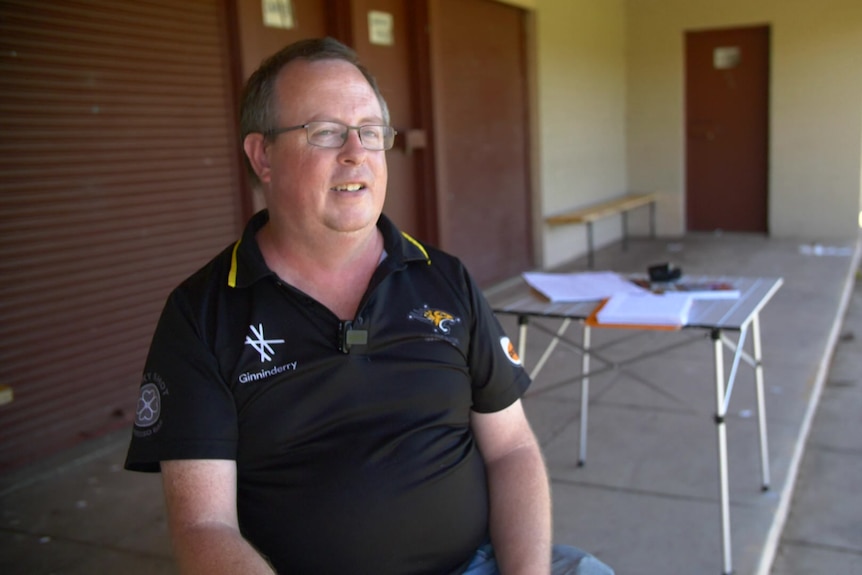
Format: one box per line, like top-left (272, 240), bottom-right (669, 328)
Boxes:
top-left (500, 336), bottom-right (522, 365)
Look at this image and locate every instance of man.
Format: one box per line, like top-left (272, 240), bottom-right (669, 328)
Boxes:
top-left (126, 37), bottom-right (613, 575)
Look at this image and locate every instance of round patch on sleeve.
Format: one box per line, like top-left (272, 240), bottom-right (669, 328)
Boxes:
top-left (134, 382), bottom-right (161, 428)
top-left (500, 336), bottom-right (522, 366)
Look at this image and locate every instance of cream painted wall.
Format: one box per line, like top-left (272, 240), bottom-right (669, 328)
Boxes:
top-left (534, 0), bottom-right (628, 269)
top-left (626, 0), bottom-right (862, 239)
top-left (508, 0), bottom-right (861, 268)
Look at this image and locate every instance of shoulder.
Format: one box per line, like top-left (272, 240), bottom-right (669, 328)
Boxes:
top-left (151, 242), bottom-right (242, 348)
top-left (170, 242), bottom-right (237, 308)
top-left (169, 212), bottom-right (270, 310)
top-left (404, 237), bottom-right (475, 294)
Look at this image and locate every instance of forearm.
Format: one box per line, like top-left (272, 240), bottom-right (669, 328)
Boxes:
top-left (160, 460), bottom-right (275, 575)
top-left (485, 443), bottom-right (552, 575)
top-left (170, 521), bottom-right (276, 575)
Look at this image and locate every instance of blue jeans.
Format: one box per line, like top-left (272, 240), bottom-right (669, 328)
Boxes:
top-left (462, 542), bottom-right (614, 575)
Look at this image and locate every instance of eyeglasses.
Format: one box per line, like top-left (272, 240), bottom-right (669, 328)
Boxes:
top-left (264, 121), bottom-right (397, 151)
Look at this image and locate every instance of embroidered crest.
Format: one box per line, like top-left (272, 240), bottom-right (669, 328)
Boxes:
top-left (408, 305), bottom-right (461, 334)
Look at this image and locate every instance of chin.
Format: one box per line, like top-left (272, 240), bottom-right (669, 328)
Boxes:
top-left (326, 213), bottom-right (379, 234)
top-left (330, 200), bottom-right (383, 230)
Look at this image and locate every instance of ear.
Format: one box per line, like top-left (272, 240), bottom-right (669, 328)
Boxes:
top-left (243, 133), bottom-right (272, 184)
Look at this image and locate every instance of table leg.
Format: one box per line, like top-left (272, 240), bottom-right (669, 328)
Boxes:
top-left (712, 329), bottom-right (733, 575)
top-left (579, 323), bottom-right (591, 466)
top-left (529, 318), bottom-right (571, 381)
top-left (751, 313), bottom-right (771, 490)
top-left (586, 222), bottom-right (595, 269)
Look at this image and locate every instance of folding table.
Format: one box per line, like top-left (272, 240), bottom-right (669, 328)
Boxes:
top-left (492, 275), bottom-right (783, 575)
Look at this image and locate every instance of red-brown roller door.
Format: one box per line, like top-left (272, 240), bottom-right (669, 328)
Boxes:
top-left (0, 0), bottom-right (243, 470)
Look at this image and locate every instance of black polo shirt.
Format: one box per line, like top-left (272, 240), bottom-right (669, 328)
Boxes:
top-left (125, 210), bottom-right (531, 574)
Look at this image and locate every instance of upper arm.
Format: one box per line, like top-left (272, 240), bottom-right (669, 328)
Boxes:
top-left (471, 399), bottom-right (539, 464)
top-left (161, 459), bottom-right (239, 532)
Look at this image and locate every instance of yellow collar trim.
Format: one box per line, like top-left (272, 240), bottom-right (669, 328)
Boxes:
top-left (228, 239), bottom-right (241, 287)
top-left (401, 232), bottom-right (431, 264)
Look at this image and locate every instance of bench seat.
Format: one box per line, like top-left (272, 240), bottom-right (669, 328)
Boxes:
top-left (546, 192), bottom-right (658, 268)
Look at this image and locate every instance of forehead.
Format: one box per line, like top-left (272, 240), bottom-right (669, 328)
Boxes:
top-left (274, 59), bottom-right (383, 122)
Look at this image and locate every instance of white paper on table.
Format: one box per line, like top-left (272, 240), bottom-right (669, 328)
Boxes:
top-left (596, 292), bottom-right (694, 326)
top-left (684, 289), bottom-right (741, 300)
top-left (654, 280), bottom-right (741, 300)
top-left (522, 271), bottom-right (649, 303)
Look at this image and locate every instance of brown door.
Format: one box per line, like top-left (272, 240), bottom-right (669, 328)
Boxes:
top-left (685, 26), bottom-right (769, 232)
top-left (346, 0), bottom-right (428, 238)
top-left (429, 0), bottom-right (533, 286)
top-left (235, 0), bottom-right (329, 81)
top-left (234, 0), bottom-right (330, 215)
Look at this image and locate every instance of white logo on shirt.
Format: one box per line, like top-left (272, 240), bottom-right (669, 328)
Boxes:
top-left (245, 323), bottom-right (285, 362)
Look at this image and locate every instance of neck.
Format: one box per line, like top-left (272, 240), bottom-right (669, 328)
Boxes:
top-left (263, 219), bottom-right (380, 266)
top-left (256, 220), bottom-right (384, 320)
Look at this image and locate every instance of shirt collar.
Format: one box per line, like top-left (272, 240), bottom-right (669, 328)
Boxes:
top-left (227, 210), bottom-right (431, 288)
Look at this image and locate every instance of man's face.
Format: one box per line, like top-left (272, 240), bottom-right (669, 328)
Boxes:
top-left (258, 59), bottom-right (388, 236)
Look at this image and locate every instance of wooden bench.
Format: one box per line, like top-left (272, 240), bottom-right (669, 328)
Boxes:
top-left (546, 192), bottom-right (658, 268)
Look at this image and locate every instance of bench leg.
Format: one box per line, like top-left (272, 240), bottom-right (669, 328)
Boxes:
top-left (621, 211), bottom-right (629, 251)
top-left (649, 201), bottom-right (656, 239)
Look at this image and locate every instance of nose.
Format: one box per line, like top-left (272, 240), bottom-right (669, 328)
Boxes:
top-left (337, 128), bottom-right (367, 165)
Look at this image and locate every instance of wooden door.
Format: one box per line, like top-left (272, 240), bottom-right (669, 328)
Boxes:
top-left (234, 0), bottom-right (330, 214)
top-left (429, 0), bottom-right (533, 286)
top-left (346, 0), bottom-right (429, 239)
top-left (685, 26), bottom-right (769, 232)
top-left (234, 0), bottom-right (329, 80)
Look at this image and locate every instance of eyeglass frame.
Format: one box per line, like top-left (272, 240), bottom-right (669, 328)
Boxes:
top-left (263, 121), bottom-right (397, 151)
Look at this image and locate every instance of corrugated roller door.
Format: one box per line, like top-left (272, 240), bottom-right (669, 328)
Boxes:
top-left (0, 0), bottom-right (243, 470)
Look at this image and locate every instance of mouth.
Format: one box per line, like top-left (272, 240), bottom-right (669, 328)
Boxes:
top-left (331, 183), bottom-right (365, 192)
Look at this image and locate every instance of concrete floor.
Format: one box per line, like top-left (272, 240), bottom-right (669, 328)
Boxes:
top-left (2, 231), bottom-right (860, 574)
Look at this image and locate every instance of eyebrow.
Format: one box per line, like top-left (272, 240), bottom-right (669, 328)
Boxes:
top-left (308, 116), bottom-right (387, 126)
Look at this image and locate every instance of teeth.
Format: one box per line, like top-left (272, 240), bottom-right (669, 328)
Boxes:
top-left (334, 184), bottom-right (363, 192)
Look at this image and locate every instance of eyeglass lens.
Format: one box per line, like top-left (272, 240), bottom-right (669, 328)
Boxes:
top-left (305, 121), bottom-right (395, 150)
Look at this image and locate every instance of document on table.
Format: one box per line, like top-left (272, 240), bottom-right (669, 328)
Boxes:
top-left (627, 277), bottom-right (741, 299)
top-left (596, 292), bottom-right (694, 326)
top-left (648, 280), bottom-right (741, 300)
top-left (522, 271), bottom-right (648, 302)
